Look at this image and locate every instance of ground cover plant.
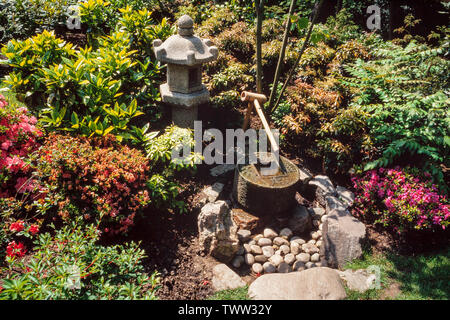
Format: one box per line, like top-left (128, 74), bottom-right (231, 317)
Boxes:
top-left (0, 0), bottom-right (449, 301)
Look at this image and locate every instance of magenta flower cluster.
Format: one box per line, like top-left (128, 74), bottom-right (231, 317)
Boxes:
top-left (351, 167), bottom-right (449, 233)
top-left (0, 94), bottom-right (42, 197)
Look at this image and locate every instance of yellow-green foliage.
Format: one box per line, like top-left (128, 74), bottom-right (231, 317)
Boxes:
top-left (216, 22), bottom-right (255, 62)
top-left (197, 6), bottom-right (237, 37)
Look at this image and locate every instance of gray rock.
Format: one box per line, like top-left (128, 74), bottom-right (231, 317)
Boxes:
top-left (250, 245), bottom-right (262, 255)
top-left (277, 262), bottom-right (291, 273)
top-left (288, 205), bottom-right (312, 234)
top-left (244, 253), bottom-right (255, 265)
top-left (309, 175), bottom-right (336, 196)
top-left (310, 207), bottom-right (326, 219)
top-left (248, 267), bottom-right (347, 300)
top-left (232, 255), bottom-right (245, 268)
top-left (322, 208), bottom-right (366, 268)
top-left (273, 237), bottom-right (289, 247)
top-left (280, 245), bottom-right (290, 255)
top-left (198, 201), bottom-right (239, 262)
top-left (302, 243), bottom-right (320, 254)
top-left (292, 261), bottom-right (305, 272)
top-left (252, 263), bottom-right (263, 274)
top-left (237, 229), bottom-right (251, 242)
top-left (296, 253), bottom-right (310, 263)
top-left (336, 186), bottom-right (355, 208)
top-left (236, 245), bottom-right (245, 255)
top-left (290, 242), bottom-right (300, 255)
top-left (263, 262), bottom-right (276, 273)
top-left (284, 253), bottom-right (295, 265)
top-left (269, 254), bottom-right (284, 267)
top-left (212, 264), bottom-right (246, 291)
top-left (254, 255), bottom-right (268, 263)
top-left (202, 182), bottom-right (225, 203)
top-left (338, 269), bottom-right (377, 293)
top-left (311, 253), bottom-right (320, 262)
top-left (279, 228), bottom-right (293, 238)
top-left (263, 228), bottom-right (278, 239)
top-left (262, 246), bottom-right (275, 258)
top-left (210, 164), bottom-right (235, 177)
top-left (325, 195), bottom-right (347, 212)
top-left (257, 238), bottom-right (272, 247)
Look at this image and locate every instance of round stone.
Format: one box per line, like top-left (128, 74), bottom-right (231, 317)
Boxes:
top-left (250, 245), bottom-right (262, 255)
top-left (273, 237), bottom-right (289, 246)
top-left (252, 263), bottom-right (263, 274)
top-left (307, 239), bottom-right (316, 245)
top-left (280, 244), bottom-right (290, 255)
top-left (243, 243), bottom-right (251, 253)
top-left (244, 253), bottom-right (254, 265)
top-left (321, 215), bottom-right (328, 223)
top-left (257, 238), bottom-right (272, 247)
top-left (296, 253), bottom-right (310, 263)
top-left (284, 253), bottom-right (295, 265)
top-left (262, 246), bottom-right (275, 258)
top-left (316, 240), bottom-right (323, 248)
top-left (305, 262), bottom-right (316, 269)
top-left (279, 228), bottom-right (293, 238)
top-left (291, 238), bottom-right (305, 245)
top-left (311, 253), bottom-right (320, 262)
top-left (254, 234), bottom-right (263, 242)
top-left (263, 228), bottom-right (278, 239)
top-left (277, 262), bottom-right (291, 273)
top-left (232, 255), bottom-right (244, 268)
top-left (317, 230), bottom-right (322, 237)
top-left (290, 241), bottom-right (300, 255)
top-left (292, 260), bottom-right (305, 271)
top-left (255, 254), bottom-right (268, 263)
top-left (275, 249), bottom-right (282, 256)
top-left (319, 223), bottom-right (323, 231)
top-left (272, 245), bottom-right (279, 250)
top-left (302, 243), bottom-right (319, 254)
top-left (248, 240), bottom-right (256, 245)
top-left (269, 254), bottom-right (284, 267)
top-left (263, 262), bottom-right (276, 273)
top-left (311, 232), bottom-right (320, 240)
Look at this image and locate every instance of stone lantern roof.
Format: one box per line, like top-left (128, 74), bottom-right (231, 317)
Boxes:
top-left (153, 15), bottom-right (218, 66)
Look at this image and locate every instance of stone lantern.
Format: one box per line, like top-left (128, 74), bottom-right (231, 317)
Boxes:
top-left (153, 15), bottom-right (218, 128)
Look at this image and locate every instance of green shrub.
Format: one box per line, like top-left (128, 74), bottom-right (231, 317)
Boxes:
top-left (342, 39), bottom-right (450, 191)
top-left (34, 133), bottom-right (151, 235)
top-left (0, 221), bottom-right (160, 300)
top-left (197, 6), bottom-right (237, 37)
top-left (216, 22), bottom-right (255, 63)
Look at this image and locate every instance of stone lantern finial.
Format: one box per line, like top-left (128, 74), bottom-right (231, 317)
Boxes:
top-left (178, 15), bottom-right (194, 36)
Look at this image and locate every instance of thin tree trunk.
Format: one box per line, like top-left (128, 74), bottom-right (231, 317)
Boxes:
top-left (255, 0), bottom-right (265, 93)
top-left (271, 0), bottom-right (325, 113)
top-left (267, 0), bottom-right (296, 111)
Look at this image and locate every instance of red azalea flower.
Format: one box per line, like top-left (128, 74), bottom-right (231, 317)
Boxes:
top-left (9, 221), bottom-right (24, 232)
top-left (6, 241), bottom-right (27, 258)
top-left (29, 224), bottom-right (39, 235)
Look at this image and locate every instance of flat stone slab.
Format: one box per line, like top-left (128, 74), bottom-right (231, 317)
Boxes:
top-left (338, 269), bottom-right (377, 293)
top-left (210, 164), bottom-right (235, 177)
top-left (212, 263), bottom-right (246, 292)
top-left (248, 267), bottom-right (346, 300)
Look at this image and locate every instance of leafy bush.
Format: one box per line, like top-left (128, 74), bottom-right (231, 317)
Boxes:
top-left (351, 167), bottom-right (449, 233)
top-left (216, 22), bottom-right (254, 63)
top-left (343, 39), bottom-right (450, 191)
top-left (0, 221), bottom-right (160, 299)
top-left (34, 133), bottom-right (151, 235)
top-left (197, 6), bottom-right (238, 37)
top-left (2, 26), bottom-right (163, 142)
top-left (279, 80), bottom-right (372, 174)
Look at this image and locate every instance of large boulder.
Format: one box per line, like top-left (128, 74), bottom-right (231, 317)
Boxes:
top-left (248, 267), bottom-right (346, 300)
top-left (321, 208), bottom-right (366, 268)
top-left (308, 175), bottom-right (337, 207)
top-left (212, 264), bottom-right (246, 292)
top-left (288, 205), bottom-right (312, 234)
top-left (198, 201), bottom-right (240, 262)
